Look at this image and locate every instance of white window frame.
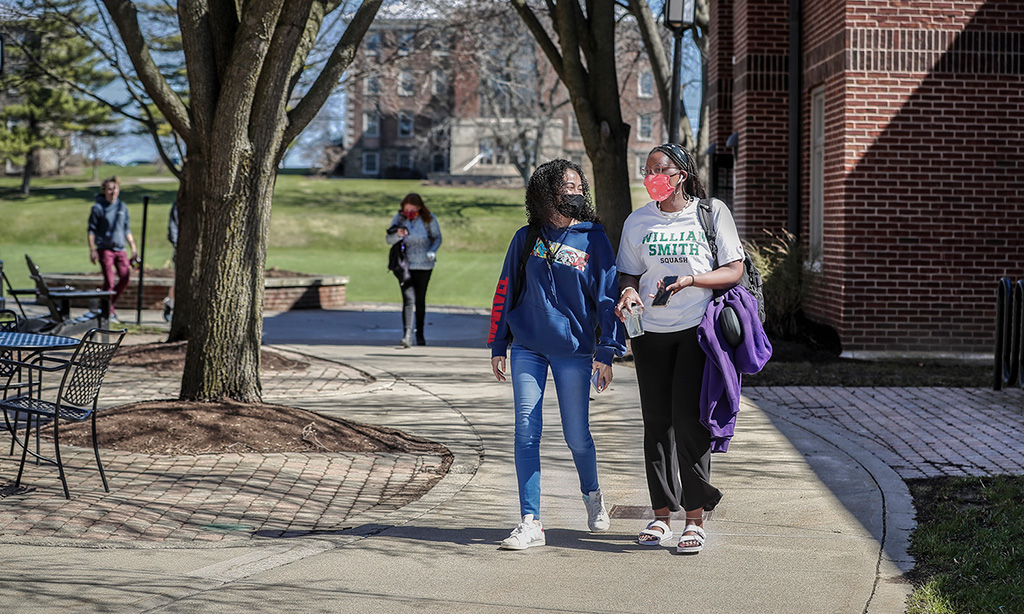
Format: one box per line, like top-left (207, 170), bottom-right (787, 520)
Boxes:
top-left (364, 75), bottom-right (379, 96)
top-left (569, 115), bottom-right (582, 140)
top-left (362, 151), bottom-right (379, 174)
top-left (363, 110), bottom-right (380, 138)
top-left (398, 32), bottom-right (415, 56)
top-left (638, 71), bottom-right (654, 98)
top-left (432, 153), bottom-right (446, 173)
top-left (397, 150), bottom-right (414, 170)
top-left (810, 86), bottom-right (825, 268)
top-left (398, 112), bottom-right (414, 138)
top-left (637, 114), bottom-right (653, 141)
top-left (366, 32), bottom-right (382, 59)
top-left (432, 69), bottom-right (448, 96)
top-left (398, 71), bottom-right (415, 97)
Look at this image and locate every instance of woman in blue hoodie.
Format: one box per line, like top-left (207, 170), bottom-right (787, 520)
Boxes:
top-left (487, 159), bottom-right (626, 550)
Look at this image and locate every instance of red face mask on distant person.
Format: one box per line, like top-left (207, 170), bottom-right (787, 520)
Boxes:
top-left (643, 174), bottom-right (676, 202)
top-left (402, 209), bottom-right (419, 220)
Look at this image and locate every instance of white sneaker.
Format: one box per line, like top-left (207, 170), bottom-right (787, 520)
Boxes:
top-left (583, 490), bottom-right (610, 532)
top-left (500, 515), bottom-right (545, 550)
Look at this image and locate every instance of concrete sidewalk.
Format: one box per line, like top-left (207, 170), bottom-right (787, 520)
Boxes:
top-left (1, 305), bottom-right (1021, 613)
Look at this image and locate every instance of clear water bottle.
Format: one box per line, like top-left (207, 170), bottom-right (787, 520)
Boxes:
top-left (623, 303), bottom-right (644, 338)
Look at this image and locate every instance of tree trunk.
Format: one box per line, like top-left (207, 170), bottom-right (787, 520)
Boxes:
top-left (20, 148), bottom-right (35, 196)
top-left (167, 159), bottom-right (203, 342)
top-left (588, 124), bottom-right (632, 251)
top-left (179, 153), bottom-right (273, 402)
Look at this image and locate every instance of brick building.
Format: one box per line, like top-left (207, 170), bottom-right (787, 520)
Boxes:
top-left (340, 13), bottom-right (664, 185)
top-left (708, 0), bottom-right (1024, 356)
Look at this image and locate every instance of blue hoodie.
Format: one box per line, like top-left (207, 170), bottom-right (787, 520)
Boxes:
top-left (487, 222), bottom-right (626, 365)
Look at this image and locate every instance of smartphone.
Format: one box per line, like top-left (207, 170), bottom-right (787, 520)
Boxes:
top-left (591, 368), bottom-right (604, 393)
top-left (651, 276), bottom-right (679, 307)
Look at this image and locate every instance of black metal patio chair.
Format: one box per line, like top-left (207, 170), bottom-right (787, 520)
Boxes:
top-left (21, 255), bottom-right (113, 335)
top-left (0, 327), bottom-right (126, 498)
top-left (0, 308), bottom-right (35, 457)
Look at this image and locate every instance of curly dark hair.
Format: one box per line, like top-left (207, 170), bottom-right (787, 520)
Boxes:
top-left (524, 159), bottom-right (597, 226)
top-left (650, 143), bottom-right (707, 199)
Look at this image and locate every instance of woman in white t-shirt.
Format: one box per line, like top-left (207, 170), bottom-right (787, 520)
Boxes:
top-left (615, 143), bottom-right (744, 554)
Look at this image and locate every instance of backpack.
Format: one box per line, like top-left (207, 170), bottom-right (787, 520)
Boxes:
top-left (696, 198), bottom-right (766, 323)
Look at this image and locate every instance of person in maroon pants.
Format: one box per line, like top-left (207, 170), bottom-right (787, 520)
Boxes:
top-left (87, 176), bottom-right (137, 322)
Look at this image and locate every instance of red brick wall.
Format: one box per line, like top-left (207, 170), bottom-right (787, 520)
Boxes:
top-left (708, 0), bottom-right (734, 149)
top-left (801, 0), bottom-right (849, 335)
top-left (823, 0), bottom-right (1024, 353)
top-left (731, 0), bottom-right (792, 237)
top-left (719, 0), bottom-right (1024, 354)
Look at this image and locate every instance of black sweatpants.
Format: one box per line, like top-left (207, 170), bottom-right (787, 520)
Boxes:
top-left (631, 326), bottom-right (723, 513)
top-left (401, 269), bottom-right (432, 334)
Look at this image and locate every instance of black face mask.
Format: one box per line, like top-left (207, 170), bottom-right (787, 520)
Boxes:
top-left (556, 193), bottom-right (586, 220)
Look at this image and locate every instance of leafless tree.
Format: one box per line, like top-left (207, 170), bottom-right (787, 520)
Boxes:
top-left (93, 0), bottom-right (383, 402)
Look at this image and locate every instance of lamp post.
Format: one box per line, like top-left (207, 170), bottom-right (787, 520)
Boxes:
top-left (664, 0), bottom-right (696, 144)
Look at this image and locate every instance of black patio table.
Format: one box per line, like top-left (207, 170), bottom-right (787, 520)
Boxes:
top-left (0, 332), bottom-right (80, 353)
top-left (0, 331), bottom-right (81, 461)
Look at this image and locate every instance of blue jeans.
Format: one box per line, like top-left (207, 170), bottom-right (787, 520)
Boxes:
top-left (510, 343), bottom-right (600, 519)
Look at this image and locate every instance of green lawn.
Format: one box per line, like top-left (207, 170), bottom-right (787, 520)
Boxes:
top-left (0, 166), bottom-right (535, 308)
top-left (2, 165), bottom-right (653, 308)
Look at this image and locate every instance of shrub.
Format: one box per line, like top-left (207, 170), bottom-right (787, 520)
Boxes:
top-left (744, 230), bottom-right (819, 339)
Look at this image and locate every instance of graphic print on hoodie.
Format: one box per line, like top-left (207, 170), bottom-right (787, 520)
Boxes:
top-left (487, 222), bottom-right (625, 365)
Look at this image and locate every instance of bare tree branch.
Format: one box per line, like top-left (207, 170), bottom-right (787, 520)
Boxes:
top-left (100, 0), bottom-right (191, 139)
top-left (283, 0), bottom-right (383, 146)
top-left (510, 0), bottom-right (565, 81)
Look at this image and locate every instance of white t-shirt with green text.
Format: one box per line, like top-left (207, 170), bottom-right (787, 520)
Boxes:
top-left (616, 199), bottom-right (745, 333)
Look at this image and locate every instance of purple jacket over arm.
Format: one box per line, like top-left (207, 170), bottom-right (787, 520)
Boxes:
top-left (696, 286), bottom-right (773, 452)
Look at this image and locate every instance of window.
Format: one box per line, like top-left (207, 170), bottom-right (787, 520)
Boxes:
top-left (479, 139), bottom-right (506, 165)
top-left (398, 32), bottom-right (415, 56)
top-left (637, 114), bottom-right (653, 141)
top-left (364, 75), bottom-right (380, 96)
top-left (638, 71), bottom-right (654, 98)
top-left (433, 35), bottom-right (451, 53)
top-left (398, 112), bottom-right (414, 138)
top-left (397, 150), bottom-right (414, 170)
top-left (809, 87), bottom-right (825, 266)
top-left (362, 152), bottom-right (379, 174)
top-left (568, 115), bottom-right (582, 140)
top-left (366, 32), bottom-right (382, 59)
top-left (398, 71), bottom-right (415, 96)
top-left (432, 69), bottom-right (448, 96)
top-left (363, 110), bottom-right (380, 137)
top-left (432, 153), bottom-right (447, 173)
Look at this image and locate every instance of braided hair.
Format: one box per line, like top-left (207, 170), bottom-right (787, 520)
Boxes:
top-left (650, 143), bottom-right (707, 199)
top-left (524, 159), bottom-right (598, 226)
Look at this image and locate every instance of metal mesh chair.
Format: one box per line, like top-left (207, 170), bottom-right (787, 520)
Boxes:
top-left (2, 309), bottom-right (29, 456)
top-left (0, 328), bottom-right (126, 498)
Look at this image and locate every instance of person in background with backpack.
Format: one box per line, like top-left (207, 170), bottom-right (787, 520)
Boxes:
top-left (385, 193), bottom-right (442, 348)
top-left (487, 159), bottom-right (626, 550)
top-left (614, 143), bottom-right (744, 555)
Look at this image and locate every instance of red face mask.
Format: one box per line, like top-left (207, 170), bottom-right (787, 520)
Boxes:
top-left (402, 209), bottom-right (419, 220)
top-left (643, 174), bottom-right (676, 202)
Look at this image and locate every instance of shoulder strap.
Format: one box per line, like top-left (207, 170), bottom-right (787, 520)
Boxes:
top-left (697, 198), bottom-right (719, 267)
top-left (513, 225), bottom-right (540, 307)
top-left (426, 217), bottom-right (436, 244)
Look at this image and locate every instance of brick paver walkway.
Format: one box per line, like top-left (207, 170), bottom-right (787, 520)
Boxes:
top-left (749, 386), bottom-right (1024, 480)
top-left (0, 346), bottom-right (448, 547)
